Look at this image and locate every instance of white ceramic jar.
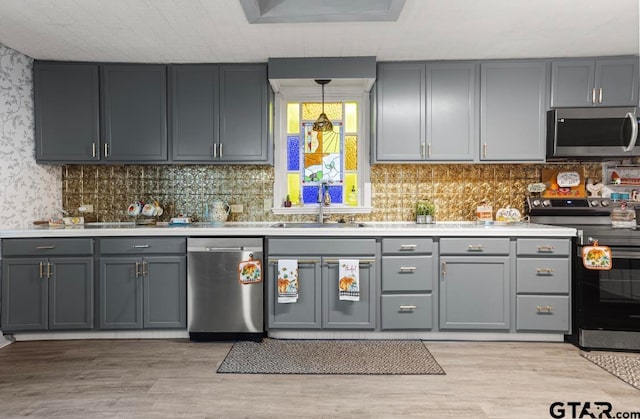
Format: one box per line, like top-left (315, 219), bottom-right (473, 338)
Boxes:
top-left (209, 201), bottom-right (230, 223)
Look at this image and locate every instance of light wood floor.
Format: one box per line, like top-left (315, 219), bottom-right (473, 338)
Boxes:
top-left (0, 339), bottom-right (637, 418)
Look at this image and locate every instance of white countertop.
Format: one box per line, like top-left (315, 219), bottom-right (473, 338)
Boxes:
top-left (0, 221), bottom-right (577, 238)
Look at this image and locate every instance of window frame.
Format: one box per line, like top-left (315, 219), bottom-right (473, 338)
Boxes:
top-left (272, 86), bottom-right (371, 215)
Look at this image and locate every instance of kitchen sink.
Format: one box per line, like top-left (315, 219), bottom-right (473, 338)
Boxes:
top-left (270, 222), bottom-right (369, 228)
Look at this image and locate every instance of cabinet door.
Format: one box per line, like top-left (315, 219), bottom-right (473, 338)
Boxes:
top-left (143, 256), bottom-right (186, 329)
top-left (1, 258), bottom-right (47, 331)
top-left (480, 61), bottom-right (547, 161)
top-left (596, 58), bottom-right (639, 107)
top-left (34, 62), bottom-right (100, 162)
top-left (219, 64), bottom-right (270, 163)
top-left (427, 62), bottom-right (476, 161)
top-left (48, 257), bottom-right (94, 330)
top-left (323, 259), bottom-right (376, 329)
top-left (170, 65), bottom-right (219, 161)
top-left (269, 259), bottom-right (322, 329)
top-left (439, 256), bottom-right (510, 330)
top-left (98, 257), bottom-right (143, 329)
top-left (550, 60), bottom-right (595, 107)
top-left (375, 63), bottom-right (426, 161)
top-left (101, 64), bottom-right (168, 162)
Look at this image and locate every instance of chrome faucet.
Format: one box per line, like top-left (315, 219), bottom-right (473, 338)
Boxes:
top-left (318, 181), bottom-right (330, 224)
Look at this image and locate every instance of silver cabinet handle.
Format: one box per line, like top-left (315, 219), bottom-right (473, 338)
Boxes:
top-left (420, 143), bottom-right (425, 159)
top-left (92, 142), bottom-right (97, 158)
top-left (36, 245), bottom-right (55, 250)
top-left (427, 143), bottom-right (431, 158)
top-left (399, 305), bottom-right (417, 311)
top-left (399, 266), bottom-right (417, 272)
top-left (213, 143), bottom-right (217, 158)
top-left (219, 143), bottom-right (223, 158)
top-left (482, 143), bottom-right (487, 158)
top-left (135, 260), bottom-right (141, 277)
top-left (536, 305), bottom-right (554, 313)
top-left (39, 261), bottom-right (45, 279)
top-left (536, 268), bottom-right (555, 274)
top-left (592, 87), bottom-right (596, 104)
top-left (536, 245), bottom-right (555, 252)
top-left (323, 259), bottom-right (375, 264)
top-left (399, 244), bottom-right (417, 250)
top-left (47, 262), bottom-right (53, 279)
top-left (598, 87), bottom-right (603, 104)
top-left (467, 244), bottom-right (484, 251)
top-left (441, 261), bottom-right (446, 278)
top-left (623, 111), bottom-right (638, 152)
top-left (104, 143), bottom-right (109, 157)
top-left (133, 244), bottom-right (150, 249)
top-left (142, 261), bottom-right (148, 277)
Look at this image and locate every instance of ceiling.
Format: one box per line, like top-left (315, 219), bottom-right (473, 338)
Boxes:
top-left (0, 0), bottom-right (638, 63)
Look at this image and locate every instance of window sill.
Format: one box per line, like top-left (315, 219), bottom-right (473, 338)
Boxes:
top-left (272, 206), bottom-right (372, 215)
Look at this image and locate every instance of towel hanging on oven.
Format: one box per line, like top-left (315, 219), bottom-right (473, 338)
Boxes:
top-left (582, 240), bottom-right (612, 270)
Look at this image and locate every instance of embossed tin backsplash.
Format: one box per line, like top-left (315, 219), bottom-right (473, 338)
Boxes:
top-left (62, 163), bottom-right (601, 223)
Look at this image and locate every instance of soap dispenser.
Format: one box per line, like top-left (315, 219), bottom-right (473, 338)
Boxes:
top-left (348, 185), bottom-right (357, 207)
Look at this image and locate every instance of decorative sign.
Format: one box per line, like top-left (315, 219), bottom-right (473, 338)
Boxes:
top-left (542, 168), bottom-right (586, 198)
top-left (557, 171), bottom-right (581, 187)
top-left (527, 182), bottom-right (547, 193)
top-left (582, 240), bottom-right (612, 270)
top-left (238, 256), bottom-right (262, 284)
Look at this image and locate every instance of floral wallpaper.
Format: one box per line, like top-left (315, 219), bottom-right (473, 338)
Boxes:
top-left (0, 44), bottom-right (61, 229)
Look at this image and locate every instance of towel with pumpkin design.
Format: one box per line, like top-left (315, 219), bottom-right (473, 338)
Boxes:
top-left (339, 259), bottom-right (360, 301)
top-left (277, 259), bottom-right (299, 303)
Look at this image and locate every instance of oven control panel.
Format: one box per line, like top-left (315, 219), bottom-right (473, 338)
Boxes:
top-left (526, 197), bottom-right (612, 215)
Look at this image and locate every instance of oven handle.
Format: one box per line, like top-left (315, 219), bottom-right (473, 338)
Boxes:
top-left (623, 111), bottom-right (638, 152)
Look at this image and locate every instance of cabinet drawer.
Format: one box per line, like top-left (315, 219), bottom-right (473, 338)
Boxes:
top-left (381, 294), bottom-right (432, 330)
top-left (98, 237), bottom-right (186, 254)
top-left (440, 238), bottom-right (510, 255)
top-left (382, 238), bottom-right (433, 255)
top-left (516, 295), bottom-right (569, 332)
top-left (382, 256), bottom-right (432, 292)
top-left (268, 238), bottom-right (376, 256)
top-left (517, 258), bottom-right (569, 294)
top-left (517, 239), bottom-right (570, 256)
top-left (2, 238), bottom-right (93, 256)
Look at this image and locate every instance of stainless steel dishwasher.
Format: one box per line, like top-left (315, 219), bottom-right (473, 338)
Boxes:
top-left (187, 237), bottom-right (264, 341)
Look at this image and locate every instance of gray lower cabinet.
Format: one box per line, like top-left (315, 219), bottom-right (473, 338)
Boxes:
top-left (551, 57), bottom-right (639, 107)
top-left (516, 238), bottom-right (571, 332)
top-left (439, 238), bottom-right (511, 330)
top-left (267, 238), bottom-right (377, 330)
top-left (34, 61), bottom-right (100, 162)
top-left (1, 238), bottom-right (94, 331)
top-left (374, 62), bottom-right (476, 162)
top-left (101, 64), bottom-right (168, 162)
top-left (480, 61), bottom-right (548, 161)
top-left (97, 238), bottom-right (186, 329)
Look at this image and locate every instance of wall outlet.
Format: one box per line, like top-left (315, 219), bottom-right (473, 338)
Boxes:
top-left (230, 204), bottom-right (243, 214)
top-left (78, 204), bottom-right (93, 213)
top-left (263, 198), bottom-right (272, 212)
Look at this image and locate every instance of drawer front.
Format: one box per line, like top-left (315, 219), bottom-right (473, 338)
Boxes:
top-left (516, 295), bottom-right (569, 332)
top-left (268, 238), bottom-right (376, 256)
top-left (517, 258), bottom-right (569, 294)
top-left (439, 238), bottom-right (510, 255)
top-left (382, 238), bottom-right (433, 255)
top-left (381, 294), bottom-right (432, 330)
top-left (382, 256), bottom-right (432, 292)
top-left (517, 239), bottom-right (570, 256)
top-left (2, 238), bottom-right (93, 256)
top-left (98, 237), bottom-right (186, 255)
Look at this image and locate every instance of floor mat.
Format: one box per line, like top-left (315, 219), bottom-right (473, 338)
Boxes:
top-left (217, 338), bottom-right (445, 375)
top-left (581, 352), bottom-right (640, 391)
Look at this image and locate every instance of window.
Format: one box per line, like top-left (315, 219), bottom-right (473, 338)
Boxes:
top-left (273, 87), bottom-right (370, 214)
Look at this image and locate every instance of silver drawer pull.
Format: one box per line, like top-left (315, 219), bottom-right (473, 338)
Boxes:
top-left (536, 268), bottom-right (555, 274)
top-left (133, 244), bottom-right (150, 249)
top-left (399, 305), bottom-right (417, 311)
top-left (467, 245), bottom-right (484, 251)
top-left (324, 259), bottom-right (375, 264)
top-left (399, 266), bottom-right (417, 272)
top-left (536, 245), bottom-right (555, 252)
top-left (36, 245), bottom-right (55, 249)
top-left (399, 244), bottom-right (417, 250)
top-left (536, 305), bottom-right (554, 313)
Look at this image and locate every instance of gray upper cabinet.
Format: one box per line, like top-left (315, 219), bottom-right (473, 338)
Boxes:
top-left (374, 62), bottom-right (476, 162)
top-left (170, 63), bottom-right (271, 163)
top-left (101, 64), bottom-right (168, 162)
top-left (34, 62), bottom-right (100, 162)
top-left (551, 58), bottom-right (639, 107)
top-left (480, 61), bottom-right (548, 162)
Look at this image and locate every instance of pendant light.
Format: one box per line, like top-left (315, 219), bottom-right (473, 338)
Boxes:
top-left (312, 79), bottom-right (333, 132)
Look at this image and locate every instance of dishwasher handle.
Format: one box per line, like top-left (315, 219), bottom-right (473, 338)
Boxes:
top-left (187, 246), bottom-right (263, 253)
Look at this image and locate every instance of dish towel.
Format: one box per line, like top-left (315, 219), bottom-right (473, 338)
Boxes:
top-left (339, 259), bottom-right (360, 301)
top-left (277, 259), bottom-right (299, 303)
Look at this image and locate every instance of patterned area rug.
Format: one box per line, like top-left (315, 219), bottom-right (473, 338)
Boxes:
top-left (581, 352), bottom-right (640, 390)
top-left (217, 339), bottom-right (445, 375)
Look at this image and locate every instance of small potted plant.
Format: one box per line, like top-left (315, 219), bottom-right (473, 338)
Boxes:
top-left (415, 200), bottom-right (435, 224)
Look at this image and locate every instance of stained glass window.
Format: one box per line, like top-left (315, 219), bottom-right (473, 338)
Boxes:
top-left (286, 101), bottom-right (359, 206)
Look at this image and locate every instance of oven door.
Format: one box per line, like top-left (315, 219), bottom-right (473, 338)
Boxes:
top-left (578, 246), bottom-right (640, 331)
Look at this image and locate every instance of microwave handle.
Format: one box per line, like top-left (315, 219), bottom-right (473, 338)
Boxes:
top-left (623, 111), bottom-right (638, 152)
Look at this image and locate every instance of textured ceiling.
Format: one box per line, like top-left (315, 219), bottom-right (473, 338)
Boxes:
top-left (0, 0), bottom-right (638, 63)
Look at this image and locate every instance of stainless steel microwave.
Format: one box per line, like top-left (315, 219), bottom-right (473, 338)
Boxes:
top-left (546, 107), bottom-right (639, 160)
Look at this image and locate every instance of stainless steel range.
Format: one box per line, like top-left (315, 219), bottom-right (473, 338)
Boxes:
top-left (527, 197), bottom-right (640, 351)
